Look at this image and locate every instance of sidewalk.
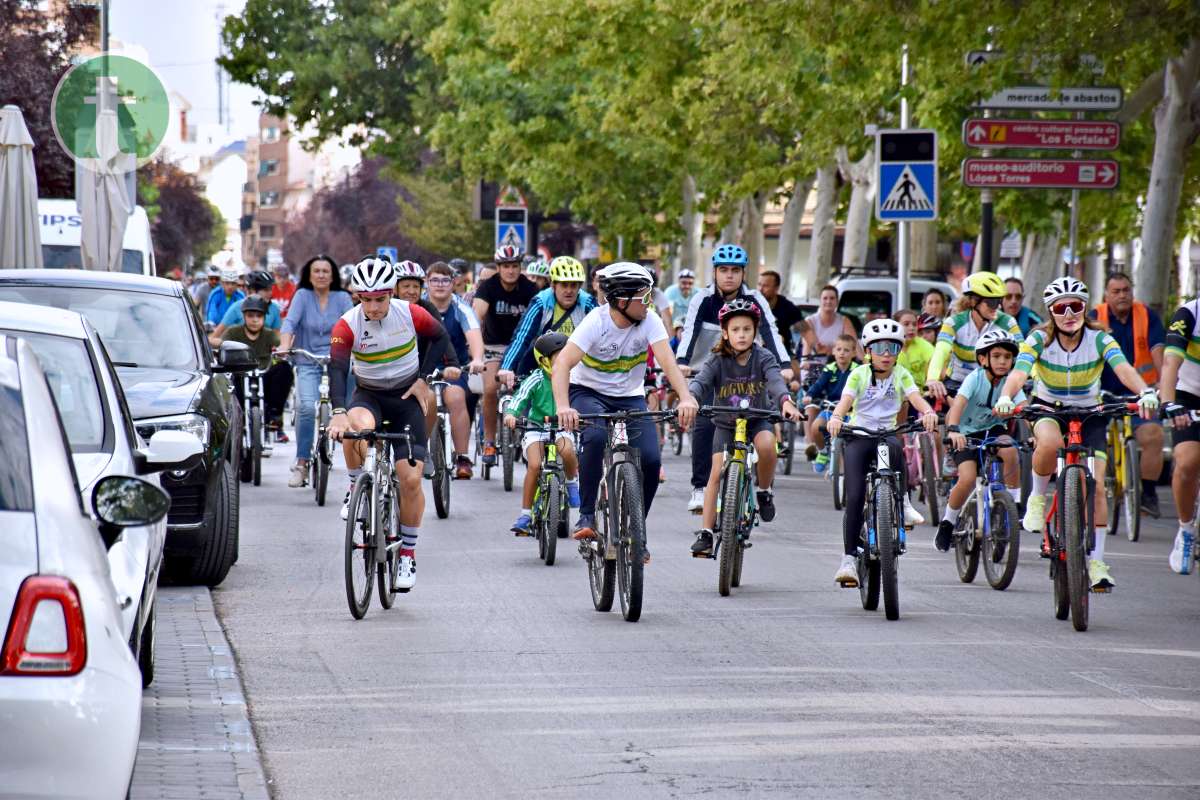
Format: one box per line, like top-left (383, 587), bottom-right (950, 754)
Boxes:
top-left (130, 587), bottom-right (270, 800)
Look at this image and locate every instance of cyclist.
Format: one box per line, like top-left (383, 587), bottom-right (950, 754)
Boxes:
top-left (498, 256), bottom-right (595, 387)
top-left (206, 264), bottom-right (245, 325)
top-left (827, 319), bottom-right (938, 586)
top-left (895, 309), bottom-right (933, 394)
top-left (800, 285), bottom-right (857, 360)
top-left (917, 312), bottom-right (941, 346)
top-left (448, 258), bottom-right (471, 297)
top-left (210, 270), bottom-right (281, 345)
top-left (271, 262), bottom-right (297, 317)
top-left (676, 244), bottom-right (791, 513)
top-left (504, 332), bottom-right (581, 535)
top-left (220, 295), bottom-right (278, 371)
top-left (664, 268), bottom-right (696, 337)
top-left (525, 258), bottom-right (551, 291)
top-left (425, 261), bottom-right (485, 479)
top-left (473, 245), bottom-right (538, 466)
top-left (686, 299), bottom-right (801, 555)
top-left (327, 256), bottom-right (451, 591)
top-left (553, 263), bottom-right (699, 556)
top-left (1161, 298), bottom-right (1200, 574)
top-left (993, 277), bottom-right (1159, 591)
top-left (802, 333), bottom-right (857, 470)
top-left (191, 262), bottom-right (220, 310)
top-left (936, 330), bottom-right (1025, 551)
top-left (927, 272), bottom-right (1019, 402)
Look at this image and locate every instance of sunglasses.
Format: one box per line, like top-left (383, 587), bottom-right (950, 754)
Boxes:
top-left (977, 296), bottom-right (1002, 309)
top-left (867, 341), bottom-right (902, 356)
top-left (1050, 299), bottom-right (1086, 316)
top-left (614, 289), bottom-right (654, 305)
top-left (427, 277), bottom-right (453, 286)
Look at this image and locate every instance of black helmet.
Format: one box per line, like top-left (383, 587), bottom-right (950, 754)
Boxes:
top-left (246, 270), bottom-right (273, 291)
top-left (448, 258), bottom-right (469, 275)
top-left (533, 331), bottom-right (569, 374)
top-left (241, 295), bottom-right (270, 315)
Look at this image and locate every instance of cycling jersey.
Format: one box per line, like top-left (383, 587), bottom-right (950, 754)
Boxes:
top-left (568, 304), bottom-right (668, 397)
top-left (929, 310), bottom-right (1021, 384)
top-left (897, 336), bottom-right (933, 391)
top-left (841, 363), bottom-right (920, 429)
top-left (328, 300), bottom-right (449, 407)
top-left (220, 297), bottom-right (282, 330)
top-left (509, 369), bottom-right (556, 427)
top-left (955, 366), bottom-right (1025, 435)
top-left (805, 360), bottom-right (856, 405)
top-left (1165, 300), bottom-right (1200, 397)
top-left (1016, 327), bottom-right (1127, 407)
top-left (501, 287), bottom-right (597, 373)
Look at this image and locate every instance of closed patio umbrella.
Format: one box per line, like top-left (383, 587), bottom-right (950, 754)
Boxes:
top-left (79, 104), bottom-right (134, 271)
top-left (0, 104), bottom-right (43, 269)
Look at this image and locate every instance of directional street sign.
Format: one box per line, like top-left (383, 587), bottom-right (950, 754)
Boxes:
top-left (962, 157), bottom-right (1119, 190)
top-left (875, 129), bottom-right (938, 222)
top-left (976, 86), bottom-right (1122, 111)
top-left (962, 119), bottom-right (1120, 151)
top-left (964, 51), bottom-right (1104, 75)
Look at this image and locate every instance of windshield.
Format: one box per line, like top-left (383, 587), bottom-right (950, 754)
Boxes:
top-left (0, 330), bottom-right (109, 452)
top-left (42, 244), bottom-right (144, 274)
top-left (0, 285), bottom-right (198, 370)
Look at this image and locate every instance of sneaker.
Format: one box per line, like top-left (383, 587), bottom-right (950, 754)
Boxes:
top-left (288, 462), bottom-right (309, 488)
top-left (1023, 494), bottom-right (1046, 532)
top-left (566, 482), bottom-right (581, 509)
top-left (691, 529), bottom-right (714, 555)
top-left (1169, 528), bottom-right (1195, 575)
top-left (935, 520), bottom-right (954, 552)
top-left (572, 514), bottom-right (597, 540)
top-left (805, 443), bottom-right (818, 461)
top-left (276, 430), bottom-right (290, 444)
top-left (395, 555), bottom-right (416, 591)
top-left (902, 495), bottom-right (925, 527)
top-left (1140, 492), bottom-right (1161, 519)
top-left (511, 513), bottom-right (533, 536)
top-left (482, 442), bottom-right (497, 466)
top-left (659, 465), bottom-right (666, 483)
top-left (455, 457), bottom-right (473, 480)
top-left (1088, 559), bottom-right (1115, 591)
top-left (687, 488), bottom-right (704, 513)
top-left (339, 486), bottom-right (353, 521)
top-left (757, 489), bottom-right (776, 522)
top-left (834, 554), bottom-right (859, 586)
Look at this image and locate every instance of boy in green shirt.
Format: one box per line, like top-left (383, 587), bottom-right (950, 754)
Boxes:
top-left (220, 295), bottom-right (278, 371)
top-left (895, 308), bottom-right (933, 393)
top-left (503, 332), bottom-right (580, 535)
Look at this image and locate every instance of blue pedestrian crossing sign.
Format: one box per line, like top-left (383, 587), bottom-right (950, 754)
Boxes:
top-left (495, 203), bottom-right (528, 253)
top-left (376, 246), bottom-right (398, 263)
top-left (875, 129), bottom-right (938, 222)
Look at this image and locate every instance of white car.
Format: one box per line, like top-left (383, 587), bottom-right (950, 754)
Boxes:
top-left (0, 302), bottom-right (201, 687)
top-left (0, 335), bottom-right (171, 799)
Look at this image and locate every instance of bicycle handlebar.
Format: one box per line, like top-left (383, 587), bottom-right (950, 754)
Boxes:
top-left (698, 405), bottom-right (782, 423)
top-left (839, 419), bottom-right (925, 439)
top-left (1013, 401), bottom-right (1138, 422)
top-left (341, 426), bottom-right (417, 466)
top-left (577, 409), bottom-right (676, 422)
top-left (278, 348), bottom-right (331, 365)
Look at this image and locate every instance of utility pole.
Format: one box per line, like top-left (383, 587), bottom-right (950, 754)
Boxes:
top-left (897, 44), bottom-right (911, 310)
top-left (979, 27), bottom-right (994, 273)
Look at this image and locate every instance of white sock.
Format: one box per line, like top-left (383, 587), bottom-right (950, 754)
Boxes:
top-left (1182, 520), bottom-right (1197, 535)
top-left (567, 478), bottom-right (579, 488)
top-left (1005, 486), bottom-right (1018, 500)
top-left (1090, 528), bottom-right (1106, 562)
top-left (1032, 472), bottom-right (1052, 497)
top-left (520, 508), bottom-right (531, 517)
top-left (348, 468), bottom-right (363, 480)
top-left (942, 505), bottom-right (961, 524)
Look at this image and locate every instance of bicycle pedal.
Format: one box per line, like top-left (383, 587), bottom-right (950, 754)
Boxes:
top-left (837, 579), bottom-right (859, 589)
top-left (691, 550), bottom-right (714, 559)
top-left (742, 542), bottom-right (752, 549)
top-left (512, 530), bottom-right (534, 538)
top-left (1091, 584), bottom-right (1113, 594)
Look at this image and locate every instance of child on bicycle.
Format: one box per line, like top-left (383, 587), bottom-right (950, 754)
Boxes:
top-left (827, 319), bottom-right (939, 586)
top-left (801, 333), bottom-right (857, 472)
top-left (686, 299), bottom-right (801, 555)
top-left (936, 330), bottom-right (1025, 551)
top-left (993, 277), bottom-right (1159, 591)
top-left (504, 332), bottom-right (580, 535)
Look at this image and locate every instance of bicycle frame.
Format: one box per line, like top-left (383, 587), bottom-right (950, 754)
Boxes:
top-left (241, 369), bottom-right (267, 453)
top-left (1042, 418), bottom-right (1097, 563)
top-left (963, 436), bottom-right (1011, 540)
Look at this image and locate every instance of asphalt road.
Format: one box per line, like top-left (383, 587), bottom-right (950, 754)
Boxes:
top-left (215, 439), bottom-right (1200, 799)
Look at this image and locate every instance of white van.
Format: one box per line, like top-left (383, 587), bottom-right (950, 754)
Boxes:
top-left (38, 198), bottom-right (157, 276)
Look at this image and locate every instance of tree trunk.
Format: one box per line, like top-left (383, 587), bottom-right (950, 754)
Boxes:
top-left (744, 191), bottom-right (769, 280)
top-left (719, 199), bottom-right (744, 247)
top-left (776, 175), bottom-right (814, 297)
top-left (680, 174), bottom-right (701, 281)
top-left (806, 161), bottom-right (839, 295)
top-left (910, 221), bottom-right (937, 282)
top-left (837, 147), bottom-right (875, 269)
top-left (1021, 228), bottom-right (1061, 299)
top-left (1138, 38), bottom-right (1200, 314)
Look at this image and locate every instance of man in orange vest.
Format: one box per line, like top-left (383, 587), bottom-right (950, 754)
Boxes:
top-left (1090, 271), bottom-right (1167, 517)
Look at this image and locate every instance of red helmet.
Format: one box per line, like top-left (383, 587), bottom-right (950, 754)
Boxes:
top-left (718, 298), bottom-right (761, 326)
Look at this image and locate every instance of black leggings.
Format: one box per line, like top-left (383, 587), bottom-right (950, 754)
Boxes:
top-left (841, 435), bottom-right (907, 556)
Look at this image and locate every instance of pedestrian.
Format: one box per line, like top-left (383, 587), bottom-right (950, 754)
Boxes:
top-left (756, 269), bottom-right (805, 361)
top-left (921, 287), bottom-right (948, 320)
top-left (271, 262), bottom-right (297, 317)
top-left (1089, 271), bottom-right (1167, 517)
top-left (1003, 277), bottom-right (1042, 337)
top-left (664, 268), bottom-right (696, 336)
top-left (799, 285), bottom-right (856, 359)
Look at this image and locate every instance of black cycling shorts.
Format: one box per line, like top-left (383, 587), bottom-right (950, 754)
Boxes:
top-left (348, 386), bottom-right (429, 463)
top-left (950, 424), bottom-right (1012, 467)
top-left (712, 420), bottom-right (774, 455)
top-left (1172, 390), bottom-right (1200, 445)
top-left (1029, 399), bottom-right (1107, 457)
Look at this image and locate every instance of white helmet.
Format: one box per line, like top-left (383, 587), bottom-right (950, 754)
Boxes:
top-left (394, 260), bottom-right (425, 283)
top-left (219, 266), bottom-right (242, 283)
top-left (860, 318), bottom-right (905, 348)
top-left (975, 328), bottom-right (1021, 356)
top-left (597, 262), bottom-right (654, 298)
top-left (350, 256), bottom-right (397, 293)
top-left (1042, 276), bottom-right (1088, 308)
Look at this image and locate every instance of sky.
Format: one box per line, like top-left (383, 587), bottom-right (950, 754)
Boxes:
top-left (110, 0), bottom-right (262, 140)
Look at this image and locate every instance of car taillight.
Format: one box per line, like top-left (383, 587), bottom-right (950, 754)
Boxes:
top-left (1, 576), bottom-right (87, 676)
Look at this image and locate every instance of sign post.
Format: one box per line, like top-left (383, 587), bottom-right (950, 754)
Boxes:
top-left (494, 184), bottom-right (528, 254)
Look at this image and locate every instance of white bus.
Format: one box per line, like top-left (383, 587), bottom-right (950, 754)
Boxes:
top-left (39, 198), bottom-right (157, 276)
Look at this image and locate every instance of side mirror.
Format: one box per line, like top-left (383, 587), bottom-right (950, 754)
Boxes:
top-left (92, 475), bottom-right (170, 529)
top-left (134, 430), bottom-right (204, 475)
top-left (215, 340), bottom-right (257, 372)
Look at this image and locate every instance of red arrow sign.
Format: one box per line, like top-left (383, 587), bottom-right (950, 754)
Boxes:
top-left (962, 158), bottom-right (1119, 189)
top-left (962, 119), bottom-right (1120, 150)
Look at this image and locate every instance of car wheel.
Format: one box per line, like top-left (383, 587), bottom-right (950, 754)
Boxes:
top-left (171, 459), bottom-right (238, 586)
top-left (138, 598), bottom-right (156, 688)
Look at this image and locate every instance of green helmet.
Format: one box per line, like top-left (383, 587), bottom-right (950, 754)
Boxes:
top-left (549, 255), bottom-right (586, 283)
top-left (526, 259), bottom-right (551, 279)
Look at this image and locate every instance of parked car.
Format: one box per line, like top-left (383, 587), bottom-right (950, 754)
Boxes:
top-left (0, 301), bottom-right (202, 686)
top-left (0, 334), bottom-right (170, 799)
top-left (0, 270), bottom-right (257, 586)
top-left (830, 270), bottom-right (957, 330)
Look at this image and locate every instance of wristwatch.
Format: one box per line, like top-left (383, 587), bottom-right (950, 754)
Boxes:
top-left (946, 424), bottom-right (959, 432)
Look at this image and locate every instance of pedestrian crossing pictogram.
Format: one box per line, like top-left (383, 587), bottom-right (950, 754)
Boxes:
top-left (880, 166), bottom-right (934, 213)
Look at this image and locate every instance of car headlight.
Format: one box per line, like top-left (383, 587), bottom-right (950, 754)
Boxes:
top-left (136, 413), bottom-right (210, 447)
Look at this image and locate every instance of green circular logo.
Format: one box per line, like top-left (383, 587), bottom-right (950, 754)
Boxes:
top-left (51, 54), bottom-right (169, 173)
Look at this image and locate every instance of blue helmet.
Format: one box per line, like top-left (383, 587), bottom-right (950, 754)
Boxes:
top-left (712, 243), bottom-right (748, 268)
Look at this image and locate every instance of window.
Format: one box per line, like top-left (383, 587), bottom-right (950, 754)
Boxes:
top-left (0, 372), bottom-right (33, 511)
top-left (258, 159), bottom-right (280, 177)
top-left (262, 126), bottom-right (280, 143)
top-left (259, 224), bottom-right (277, 239)
top-left (259, 191), bottom-right (280, 208)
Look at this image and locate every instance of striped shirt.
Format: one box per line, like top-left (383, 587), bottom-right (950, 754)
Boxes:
top-left (568, 304), bottom-right (668, 397)
top-left (1166, 299), bottom-right (1200, 396)
top-left (1016, 327), bottom-right (1127, 407)
top-left (931, 310), bottom-right (1021, 383)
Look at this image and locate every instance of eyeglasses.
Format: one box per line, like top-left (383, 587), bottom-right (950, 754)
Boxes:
top-left (427, 277), bottom-right (453, 286)
top-left (1050, 299), bottom-right (1086, 316)
top-left (977, 296), bottom-right (1002, 309)
top-left (866, 341), bottom-right (902, 356)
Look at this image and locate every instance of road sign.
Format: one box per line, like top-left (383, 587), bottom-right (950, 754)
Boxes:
top-left (976, 86), bottom-right (1122, 111)
top-left (962, 119), bottom-right (1120, 151)
top-left (965, 51), bottom-right (1103, 74)
top-left (875, 129), bottom-right (938, 222)
top-left (376, 246), bottom-right (398, 263)
top-left (495, 184), bottom-right (528, 209)
top-left (962, 158), bottom-right (1119, 190)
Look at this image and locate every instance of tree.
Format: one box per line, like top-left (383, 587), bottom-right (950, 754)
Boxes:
top-left (138, 159), bottom-right (220, 273)
top-left (394, 170), bottom-right (493, 261)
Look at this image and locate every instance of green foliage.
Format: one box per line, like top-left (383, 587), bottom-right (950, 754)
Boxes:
top-left (393, 169), bottom-right (494, 261)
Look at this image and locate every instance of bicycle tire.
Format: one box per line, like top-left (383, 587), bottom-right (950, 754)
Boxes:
top-left (783, 421), bottom-right (796, 475)
top-left (1062, 465), bottom-right (1090, 632)
top-left (250, 407), bottom-right (263, 486)
top-left (717, 461), bottom-right (743, 597)
top-left (1015, 418), bottom-right (1033, 513)
top-left (954, 497), bottom-right (980, 583)
top-left (588, 481), bottom-right (615, 612)
top-left (876, 480), bottom-right (901, 620)
top-left (983, 490), bottom-right (1020, 590)
top-left (857, 539), bottom-right (880, 611)
top-left (672, 423), bottom-right (683, 455)
top-left (831, 438), bottom-right (845, 510)
top-left (1123, 437), bottom-right (1141, 542)
top-left (378, 485), bottom-right (399, 609)
top-left (344, 474), bottom-right (375, 619)
top-left (432, 418), bottom-right (450, 519)
top-left (238, 419), bottom-right (252, 483)
top-left (615, 462), bottom-right (646, 622)
top-left (502, 424), bottom-right (515, 492)
top-left (543, 477), bottom-right (561, 566)
top-left (1105, 469), bottom-right (1122, 540)
top-left (919, 434), bottom-right (940, 528)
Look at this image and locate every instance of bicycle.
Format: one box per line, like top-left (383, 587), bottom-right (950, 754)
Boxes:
top-left (1100, 391), bottom-right (1142, 542)
top-left (817, 401), bottom-right (846, 510)
top-left (646, 367), bottom-right (683, 454)
top-left (945, 433), bottom-right (1023, 590)
top-left (497, 380), bottom-right (518, 492)
top-left (281, 348), bottom-right (335, 506)
top-left (839, 420), bottom-right (924, 621)
top-left (427, 370), bottom-right (453, 519)
top-left (1015, 400), bottom-right (1137, 632)
top-left (696, 405), bottom-right (782, 596)
top-left (237, 367), bottom-right (267, 486)
top-left (515, 416), bottom-right (571, 565)
top-left (911, 398), bottom-right (948, 526)
top-left (341, 426), bottom-right (415, 620)
top-left (576, 409), bottom-right (676, 622)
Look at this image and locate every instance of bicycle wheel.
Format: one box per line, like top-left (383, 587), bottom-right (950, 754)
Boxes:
top-left (876, 481), bottom-right (901, 620)
top-left (377, 484), bottom-right (399, 609)
top-left (954, 497), bottom-right (980, 583)
top-left (983, 490), bottom-right (1020, 590)
top-left (783, 421), bottom-right (796, 475)
top-left (502, 424), bottom-right (515, 492)
top-left (615, 462), bottom-right (646, 622)
top-left (542, 476), bottom-right (561, 566)
top-left (1123, 436), bottom-right (1141, 542)
top-left (1062, 465), bottom-right (1090, 632)
top-left (919, 434), bottom-right (940, 527)
top-left (831, 438), bottom-right (845, 510)
top-left (857, 537), bottom-right (880, 611)
top-left (1015, 419), bottom-right (1033, 513)
top-left (250, 407), bottom-right (263, 486)
top-left (588, 481), bottom-right (615, 612)
top-left (343, 474), bottom-right (375, 619)
top-left (1105, 468), bottom-right (1122, 540)
top-left (432, 418), bottom-right (450, 519)
top-left (671, 422), bottom-right (683, 455)
top-left (717, 461), bottom-right (744, 597)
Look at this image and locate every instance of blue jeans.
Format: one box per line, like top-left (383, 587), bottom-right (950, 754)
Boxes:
top-left (294, 364), bottom-right (323, 462)
top-left (570, 385), bottom-right (661, 519)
